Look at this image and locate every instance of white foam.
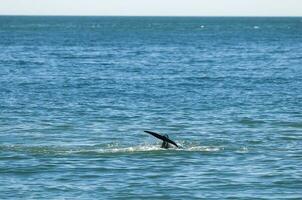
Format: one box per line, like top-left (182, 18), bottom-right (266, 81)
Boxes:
top-left (98, 145), bottom-right (161, 153)
top-left (92, 144), bottom-right (222, 154)
top-left (235, 147), bottom-right (249, 153)
top-left (181, 146), bottom-right (221, 152)
top-left (1, 144), bottom-right (223, 155)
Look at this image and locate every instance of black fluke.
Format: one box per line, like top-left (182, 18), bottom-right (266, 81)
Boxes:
top-left (144, 130), bottom-right (179, 148)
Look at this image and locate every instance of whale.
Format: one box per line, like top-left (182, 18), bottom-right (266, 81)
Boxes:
top-left (144, 130), bottom-right (179, 149)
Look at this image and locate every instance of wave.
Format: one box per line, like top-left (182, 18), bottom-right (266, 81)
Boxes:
top-left (0, 143), bottom-right (223, 156)
top-left (93, 145), bottom-right (222, 154)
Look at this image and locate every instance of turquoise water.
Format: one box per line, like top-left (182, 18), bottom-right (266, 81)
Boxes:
top-left (0, 16), bottom-right (302, 199)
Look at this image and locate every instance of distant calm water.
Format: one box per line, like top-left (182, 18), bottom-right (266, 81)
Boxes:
top-left (0, 16), bottom-right (302, 199)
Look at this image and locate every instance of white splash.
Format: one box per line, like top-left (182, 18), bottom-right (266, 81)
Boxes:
top-left (235, 147), bottom-right (249, 153)
top-left (97, 145), bottom-right (161, 153)
top-left (91, 144), bottom-right (222, 154)
top-left (181, 146), bottom-right (221, 152)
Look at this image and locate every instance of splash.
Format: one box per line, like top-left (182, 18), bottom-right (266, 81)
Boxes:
top-left (0, 143), bottom-right (223, 155)
top-left (94, 144), bottom-right (162, 154)
top-left (79, 143), bottom-right (223, 154)
top-left (180, 146), bottom-right (221, 152)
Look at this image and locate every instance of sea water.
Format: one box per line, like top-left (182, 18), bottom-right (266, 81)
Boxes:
top-left (0, 16), bottom-right (302, 199)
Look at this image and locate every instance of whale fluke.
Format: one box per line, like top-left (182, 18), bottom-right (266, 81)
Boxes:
top-left (144, 130), bottom-right (179, 148)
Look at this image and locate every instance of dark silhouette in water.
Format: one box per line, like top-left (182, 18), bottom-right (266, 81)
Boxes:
top-left (161, 134), bottom-right (171, 149)
top-left (144, 131), bottom-right (179, 149)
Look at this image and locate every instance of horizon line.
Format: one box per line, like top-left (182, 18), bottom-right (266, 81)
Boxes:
top-left (0, 14), bottom-right (302, 18)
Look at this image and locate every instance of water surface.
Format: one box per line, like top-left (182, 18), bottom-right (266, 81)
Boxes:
top-left (0, 16), bottom-right (302, 199)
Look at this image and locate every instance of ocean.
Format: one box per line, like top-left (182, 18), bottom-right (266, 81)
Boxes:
top-left (0, 16), bottom-right (302, 199)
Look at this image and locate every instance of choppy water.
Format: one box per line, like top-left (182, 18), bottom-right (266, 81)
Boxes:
top-left (1, 16), bottom-right (302, 199)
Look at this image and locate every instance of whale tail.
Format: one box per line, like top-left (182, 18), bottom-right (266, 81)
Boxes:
top-left (144, 131), bottom-right (179, 148)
